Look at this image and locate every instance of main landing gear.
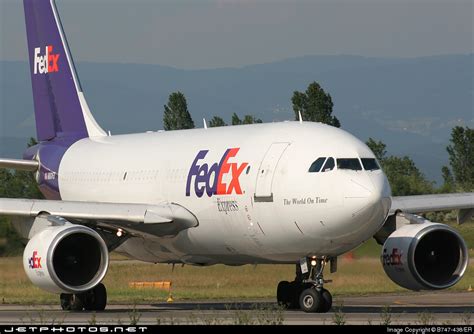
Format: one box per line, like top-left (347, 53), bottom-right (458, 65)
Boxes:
top-left (277, 257), bottom-right (333, 313)
top-left (60, 283), bottom-right (107, 311)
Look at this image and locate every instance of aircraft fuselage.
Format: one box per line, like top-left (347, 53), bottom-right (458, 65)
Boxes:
top-left (33, 122), bottom-right (392, 265)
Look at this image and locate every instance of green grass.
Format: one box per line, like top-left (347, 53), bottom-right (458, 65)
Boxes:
top-left (1, 219), bottom-right (473, 305)
top-left (1, 256), bottom-right (473, 305)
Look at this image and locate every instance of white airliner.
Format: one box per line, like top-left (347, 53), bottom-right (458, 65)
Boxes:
top-left (1, 0), bottom-right (473, 313)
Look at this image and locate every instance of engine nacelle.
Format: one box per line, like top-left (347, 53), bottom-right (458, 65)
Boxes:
top-left (23, 224), bottom-right (109, 293)
top-left (382, 222), bottom-right (468, 290)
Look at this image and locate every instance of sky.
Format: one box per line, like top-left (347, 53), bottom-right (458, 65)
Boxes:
top-left (0, 0), bottom-right (473, 69)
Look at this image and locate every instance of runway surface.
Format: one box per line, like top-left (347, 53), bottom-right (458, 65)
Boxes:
top-left (1, 291), bottom-right (473, 325)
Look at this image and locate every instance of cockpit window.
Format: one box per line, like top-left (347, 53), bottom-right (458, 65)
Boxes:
top-left (308, 157), bottom-right (326, 173)
top-left (321, 157), bottom-right (335, 172)
top-left (361, 158), bottom-right (380, 171)
top-left (337, 158), bottom-right (362, 171)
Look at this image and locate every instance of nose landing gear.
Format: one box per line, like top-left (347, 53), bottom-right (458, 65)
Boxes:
top-left (277, 257), bottom-right (333, 313)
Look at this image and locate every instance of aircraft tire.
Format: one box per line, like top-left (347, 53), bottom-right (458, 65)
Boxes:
top-left (299, 288), bottom-right (322, 313)
top-left (277, 281), bottom-right (291, 308)
top-left (83, 283), bottom-right (107, 311)
top-left (60, 293), bottom-right (84, 311)
top-left (320, 288), bottom-right (333, 313)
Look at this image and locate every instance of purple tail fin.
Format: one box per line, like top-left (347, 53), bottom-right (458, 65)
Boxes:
top-left (23, 0), bottom-right (105, 141)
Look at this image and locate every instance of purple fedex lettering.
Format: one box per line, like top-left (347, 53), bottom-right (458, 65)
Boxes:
top-left (186, 149), bottom-right (230, 197)
top-left (186, 150), bottom-right (209, 197)
top-left (186, 148), bottom-right (248, 197)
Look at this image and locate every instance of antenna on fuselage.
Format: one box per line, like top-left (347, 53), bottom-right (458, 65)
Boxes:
top-left (203, 118), bottom-right (208, 129)
top-left (298, 110), bottom-right (303, 124)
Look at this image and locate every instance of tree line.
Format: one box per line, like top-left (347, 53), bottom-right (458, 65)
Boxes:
top-left (163, 82), bottom-right (337, 130)
top-left (162, 92), bottom-right (263, 130)
top-left (0, 82), bottom-right (472, 255)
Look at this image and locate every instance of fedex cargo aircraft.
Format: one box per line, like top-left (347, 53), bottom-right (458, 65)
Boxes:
top-left (1, 0), bottom-right (473, 313)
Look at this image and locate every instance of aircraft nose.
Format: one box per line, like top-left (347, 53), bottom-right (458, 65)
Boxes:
top-left (344, 171), bottom-right (391, 228)
top-left (368, 171), bottom-right (392, 217)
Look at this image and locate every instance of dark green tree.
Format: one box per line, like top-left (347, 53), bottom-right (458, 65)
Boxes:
top-left (440, 166), bottom-right (455, 193)
top-left (292, 82), bottom-right (340, 127)
top-left (0, 137), bottom-right (42, 256)
top-left (0, 216), bottom-right (24, 256)
top-left (242, 115), bottom-right (262, 124)
top-left (209, 116), bottom-right (227, 128)
top-left (27, 137), bottom-right (38, 148)
top-left (365, 138), bottom-right (434, 196)
top-left (231, 113), bottom-right (242, 125)
top-left (366, 138), bottom-right (387, 162)
top-left (382, 156), bottom-right (434, 196)
top-left (0, 137), bottom-right (42, 200)
top-left (445, 126), bottom-right (474, 191)
top-left (231, 113), bottom-right (262, 125)
top-left (163, 92), bottom-right (195, 130)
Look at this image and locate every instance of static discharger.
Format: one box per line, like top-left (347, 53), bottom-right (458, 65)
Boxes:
top-left (129, 281), bottom-right (174, 302)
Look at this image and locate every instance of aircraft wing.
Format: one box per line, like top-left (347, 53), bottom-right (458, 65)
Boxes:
top-left (373, 192), bottom-right (474, 244)
top-left (0, 198), bottom-right (199, 238)
top-left (390, 192), bottom-right (474, 224)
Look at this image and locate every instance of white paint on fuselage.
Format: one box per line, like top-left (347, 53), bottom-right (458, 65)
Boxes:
top-left (58, 122), bottom-right (391, 264)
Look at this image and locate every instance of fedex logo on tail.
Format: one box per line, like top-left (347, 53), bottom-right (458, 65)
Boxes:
top-left (186, 148), bottom-right (248, 197)
top-left (33, 45), bottom-right (60, 74)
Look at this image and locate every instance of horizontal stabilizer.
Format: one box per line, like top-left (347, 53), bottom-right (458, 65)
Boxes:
top-left (0, 158), bottom-right (39, 171)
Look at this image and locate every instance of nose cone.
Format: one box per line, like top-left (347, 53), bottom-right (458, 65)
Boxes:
top-left (344, 171), bottom-right (391, 235)
top-left (369, 171), bottom-right (392, 217)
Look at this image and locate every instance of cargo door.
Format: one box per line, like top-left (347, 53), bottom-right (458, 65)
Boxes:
top-left (254, 142), bottom-right (290, 202)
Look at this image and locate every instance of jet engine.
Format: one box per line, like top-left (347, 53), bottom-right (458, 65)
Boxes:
top-left (381, 222), bottom-right (468, 290)
top-left (23, 224), bottom-right (109, 293)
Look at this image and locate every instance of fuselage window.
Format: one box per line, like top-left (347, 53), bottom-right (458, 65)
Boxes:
top-left (308, 157), bottom-right (326, 173)
top-left (361, 158), bottom-right (380, 171)
top-left (337, 158), bottom-right (362, 171)
top-left (321, 157), bottom-right (335, 172)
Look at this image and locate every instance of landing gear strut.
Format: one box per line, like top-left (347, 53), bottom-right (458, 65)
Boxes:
top-left (60, 283), bottom-right (107, 311)
top-left (277, 258), bottom-right (333, 313)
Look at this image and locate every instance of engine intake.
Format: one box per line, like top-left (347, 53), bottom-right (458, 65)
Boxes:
top-left (23, 223), bottom-right (109, 293)
top-left (382, 222), bottom-right (468, 290)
